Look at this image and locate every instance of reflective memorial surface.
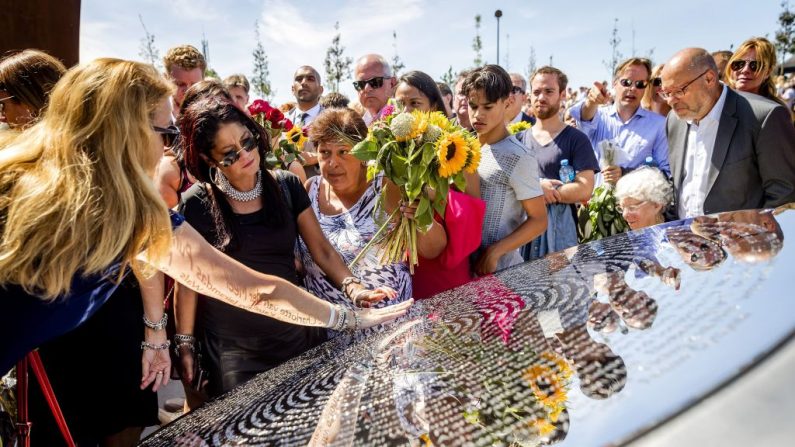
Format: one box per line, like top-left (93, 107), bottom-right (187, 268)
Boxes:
top-left (142, 207), bottom-right (795, 446)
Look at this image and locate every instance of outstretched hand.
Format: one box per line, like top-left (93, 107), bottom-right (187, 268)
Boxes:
top-left (356, 298), bottom-right (414, 328)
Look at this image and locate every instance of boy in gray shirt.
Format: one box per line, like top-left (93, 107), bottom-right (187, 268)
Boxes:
top-left (462, 65), bottom-right (547, 273)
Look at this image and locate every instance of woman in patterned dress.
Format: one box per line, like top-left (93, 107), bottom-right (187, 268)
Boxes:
top-left (298, 108), bottom-right (447, 327)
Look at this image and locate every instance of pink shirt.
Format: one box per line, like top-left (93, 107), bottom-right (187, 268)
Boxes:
top-left (412, 190), bottom-right (486, 299)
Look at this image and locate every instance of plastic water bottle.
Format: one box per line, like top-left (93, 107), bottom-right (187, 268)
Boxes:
top-left (644, 156), bottom-right (657, 168)
top-left (559, 159), bottom-right (575, 183)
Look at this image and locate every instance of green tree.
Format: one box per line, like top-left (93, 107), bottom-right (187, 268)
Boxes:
top-left (602, 18), bottom-right (623, 79)
top-left (776, 0), bottom-right (795, 75)
top-left (137, 14), bottom-right (161, 71)
top-left (324, 22), bottom-right (354, 93)
top-left (473, 14), bottom-right (483, 67)
top-left (251, 22), bottom-right (273, 99)
top-left (391, 30), bottom-right (405, 76)
top-left (440, 66), bottom-right (456, 88)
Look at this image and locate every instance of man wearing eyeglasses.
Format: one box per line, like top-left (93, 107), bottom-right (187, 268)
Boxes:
top-left (352, 54), bottom-right (396, 126)
top-left (570, 57), bottom-right (669, 185)
top-left (505, 73), bottom-right (535, 126)
top-left (661, 48), bottom-right (795, 219)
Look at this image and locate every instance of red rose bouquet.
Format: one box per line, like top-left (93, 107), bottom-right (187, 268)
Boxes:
top-left (248, 99), bottom-right (303, 167)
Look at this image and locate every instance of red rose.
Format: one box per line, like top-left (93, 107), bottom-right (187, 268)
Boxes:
top-left (248, 99), bottom-right (273, 116)
top-left (265, 108), bottom-right (285, 126)
top-left (301, 126), bottom-right (310, 137)
top-left (281, 119), bottom-right (294, 132)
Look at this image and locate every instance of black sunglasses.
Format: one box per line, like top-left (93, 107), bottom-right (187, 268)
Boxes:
top-left (217, 133), bottom-right (259, 167)
top-left (153, 125), bottom-right (180, 147)
top-left (511, 85), bottom-right (526, 95)
top-left (619, 78), bottom-right (649, 89)
top-left (651, 77), bottom-right (662, 87)
top-left (352, 76), bottom-right (385, 91)
top-left (730, 60), bottom-right (760, 72)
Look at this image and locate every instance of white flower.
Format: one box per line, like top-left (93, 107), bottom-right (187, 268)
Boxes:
top-left (390, 112), bottom-right (416, 141)
top-left (422, 124), bottom-right (442, 144)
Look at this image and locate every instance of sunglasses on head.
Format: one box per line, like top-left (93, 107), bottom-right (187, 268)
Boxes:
top-left (651, 77), bottom-right (662, 87)
top-left (217, 132), bottom-right (259, 167)
top-left (511, 85), bottom-right (526, 95)
top-left (730, 60), bottom-right (760, 72)
top-left (153, 125), bottom-right (180, 147)
top-left (352, 76), bottom-right (385, 91)
top-left (619, 78), bottom-right (649, 89)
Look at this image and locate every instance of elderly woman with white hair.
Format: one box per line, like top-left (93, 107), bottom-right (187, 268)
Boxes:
top-left (615, 167), bottom-right (673, 230)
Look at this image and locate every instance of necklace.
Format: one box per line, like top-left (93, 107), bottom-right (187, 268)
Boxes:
top-left (213, 169), bottom-right (262, 202)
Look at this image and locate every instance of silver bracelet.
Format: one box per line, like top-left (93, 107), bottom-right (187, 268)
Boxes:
top-left (340, 276), bottom-right (362, 299)
top-left (143, 313), bottom-right (168, 331)
top-left (174, 333), bottom-right (196, 344)
top-left (333, 306), bottom-right (348, 331)
top-left (350, 310), bottom-right (361, 332)
top-left (141, 340), bottom-right (171, 351)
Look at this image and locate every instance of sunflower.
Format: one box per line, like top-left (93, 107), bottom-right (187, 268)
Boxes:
top-left (390, 112), bottom-right (416, 141)
top-left (409, 110), bottom-right (429, 140)
top-left (540, 351), bottom-right (572, 381)
top-left (428, 111), bottom-right (452, 131)
top-left (284, 126), bottom-right (306, 148)
top-left (523, 364), bottom-right (568, 409)
top-left (435, 132), bottom-right (469, 177)
top-left (508, 120), bottom-right (532, 134)
top-left (463, 135), bottom-right (481, 173)
top-left (528, 416), bottom-right (556, 438)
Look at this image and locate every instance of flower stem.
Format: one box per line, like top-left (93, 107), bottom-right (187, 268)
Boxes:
top-left (348, 207), bottom-right (400, 270)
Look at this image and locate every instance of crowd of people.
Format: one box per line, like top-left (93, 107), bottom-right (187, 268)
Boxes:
top-left (1, 33), bottom-right (794, 446)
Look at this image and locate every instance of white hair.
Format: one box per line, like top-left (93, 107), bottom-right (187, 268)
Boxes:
top-left (615, 167), bottom-right (673, 206)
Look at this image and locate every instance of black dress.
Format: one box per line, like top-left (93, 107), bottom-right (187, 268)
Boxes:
top-left (28, 276), bottom-right (159, 446)
top-left (179, 171), bottom-right (324, 397)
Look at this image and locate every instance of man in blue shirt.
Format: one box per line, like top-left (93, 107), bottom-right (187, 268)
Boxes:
top-left (570, 57), bottom-right (670, 185)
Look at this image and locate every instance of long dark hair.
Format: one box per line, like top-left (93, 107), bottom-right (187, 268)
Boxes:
top-left (179, 96), bottom-right (287, 250)
top-left (399, 70), bottom-right (447, 116)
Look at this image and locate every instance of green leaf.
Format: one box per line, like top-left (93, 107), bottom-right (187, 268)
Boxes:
top-left (415, 194), bottom-right (431, 218)
top-left (265, 153), bottom-right (280, 168)
top-left (392, 153), bottom-right (408, 182)
top-left (422, 142), bottom-right (436, 165)
top-left (453, 172), bottom-right (467, 192)
top-left (283, 153), bottom-right (295, 165)
top-left (433, 179), bottom-right (449, 217)
top-left (351, 139), bottom-right (378, 161)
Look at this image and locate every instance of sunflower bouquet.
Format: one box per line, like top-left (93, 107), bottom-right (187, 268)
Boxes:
top-left (247, 99), bottom-right (306, 168)
top-left (349, 109), bottom-right (481, 272)
top-left (508, 120), bottom-right (532, 135)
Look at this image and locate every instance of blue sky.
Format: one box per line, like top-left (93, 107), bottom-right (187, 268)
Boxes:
top-left (81, 0), bottom-right (785, 105)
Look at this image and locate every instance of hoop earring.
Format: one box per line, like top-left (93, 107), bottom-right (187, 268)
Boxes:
top-left (208, 166), bottom-right (220, 185)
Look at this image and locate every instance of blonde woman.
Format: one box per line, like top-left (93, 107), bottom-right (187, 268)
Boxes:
top-left (726, 37), bottom-right (787, 107)
top-left (641, 64), bottom-right (671, 117)
top-left (0, 58), bottom-right (411, 377)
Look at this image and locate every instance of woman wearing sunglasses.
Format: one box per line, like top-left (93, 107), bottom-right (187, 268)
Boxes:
top-left (175, 96), bottom-right (398, 399)
top-left (641, 64), bottom-right (671, 117)
top-left (726, 37), bottom-right (787, 108)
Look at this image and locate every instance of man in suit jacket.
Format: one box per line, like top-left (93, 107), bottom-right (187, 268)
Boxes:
top-left (661, 48), bottom-right (795, 219)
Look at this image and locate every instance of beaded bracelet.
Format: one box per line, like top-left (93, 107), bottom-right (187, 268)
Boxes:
top-left (333, 306), bottom-right (348, 331)
top-left (143, 313), bottom-right (168, 331)
top-left (141, 340), bottom-right (171, 351)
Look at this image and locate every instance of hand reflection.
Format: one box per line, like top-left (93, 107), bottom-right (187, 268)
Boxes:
top-left (691, 210), bottom-right (784, 263)
top-left (666, 227), bottom-right (727, 270)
